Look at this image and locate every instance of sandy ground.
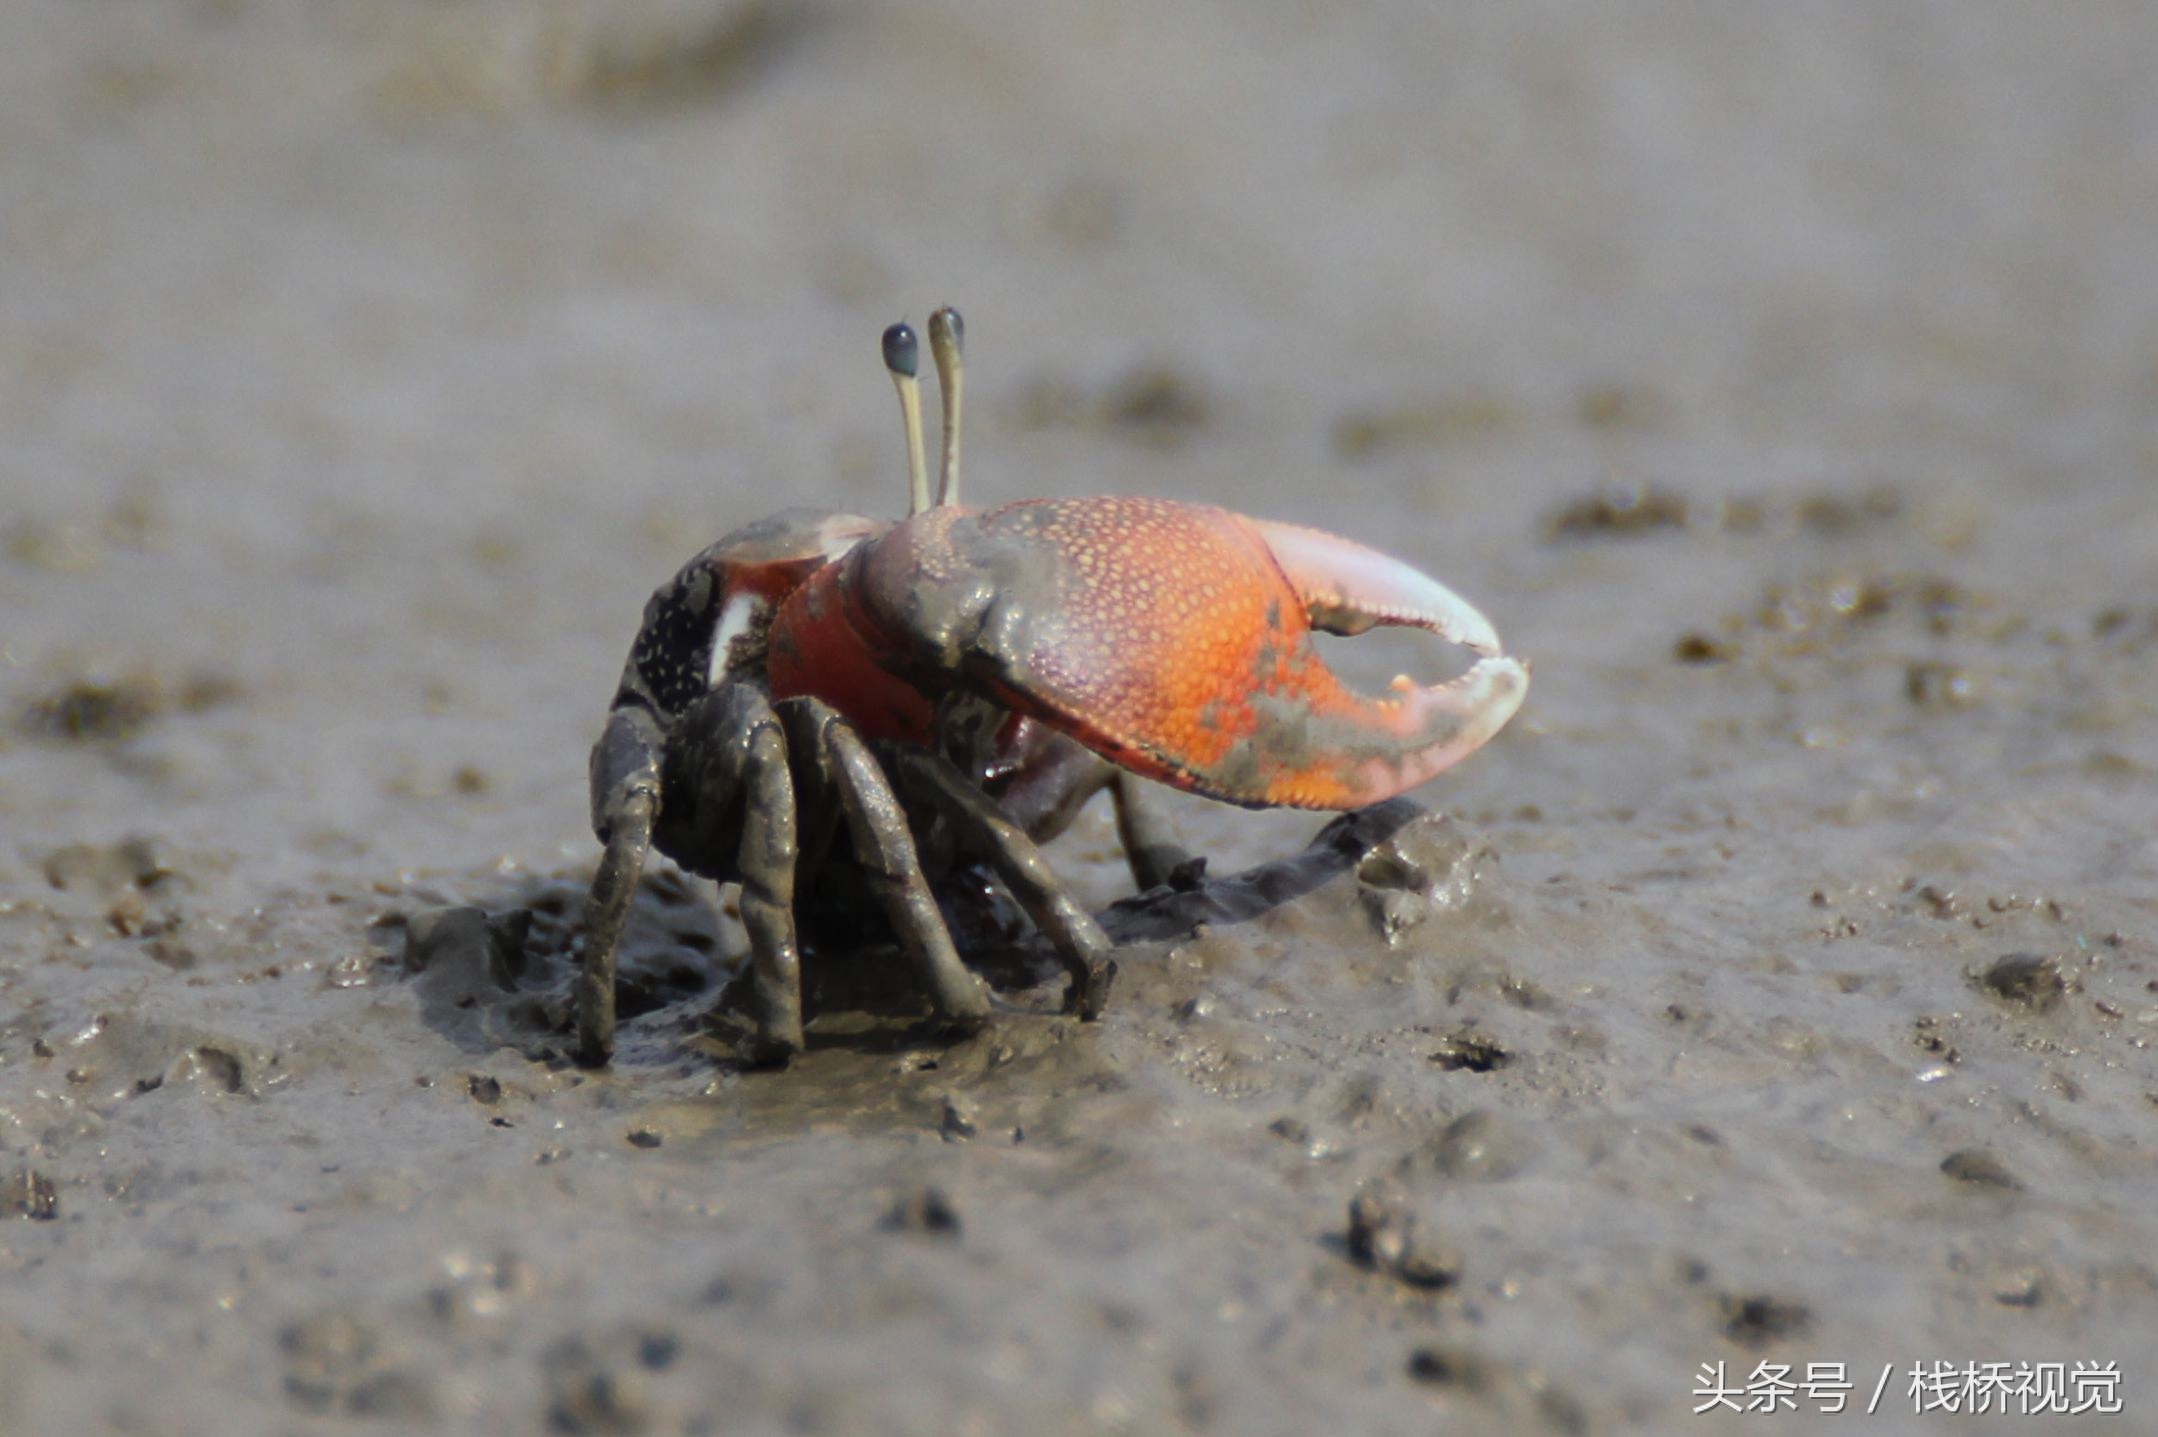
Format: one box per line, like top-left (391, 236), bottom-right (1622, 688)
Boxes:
top-left (3, 2), bottom-right (2156, 1433)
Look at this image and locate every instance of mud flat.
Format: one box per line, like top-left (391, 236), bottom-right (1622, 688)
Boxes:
top-left (3, 3), bottom-right (2155, 1433)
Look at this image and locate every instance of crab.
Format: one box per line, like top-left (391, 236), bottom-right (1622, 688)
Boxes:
top-left (577, 308), bottom-right (1529, 1065)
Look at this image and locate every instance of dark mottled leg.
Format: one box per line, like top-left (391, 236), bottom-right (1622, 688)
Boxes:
top-left (726, 697), bottom-right (804, 1062)
top-left (1107, 772), bottom-right (1194, 892)
top-left (579, 708), bottom-right (663, 1066)
top-left (896, 751), bottom-right (1117, 1019)
top-left (992, 735), bottom-right (1193, 894)
top-left (992, 735), bottom-right (1114, 841)
top-left (651, 686), bottom-right (805, 1062)
top-left (796, 704), bottom-right (991, 1029)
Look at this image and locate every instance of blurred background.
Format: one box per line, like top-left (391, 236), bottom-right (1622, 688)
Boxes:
top-left (8, 2), bottom-right (2154, 876)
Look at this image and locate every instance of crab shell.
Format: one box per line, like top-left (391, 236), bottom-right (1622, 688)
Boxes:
top-left (763, 495), bottom-right (1528, 810)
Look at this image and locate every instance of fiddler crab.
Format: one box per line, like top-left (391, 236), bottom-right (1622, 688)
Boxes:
top-left (578, 308), bottom-right (1528, 1065)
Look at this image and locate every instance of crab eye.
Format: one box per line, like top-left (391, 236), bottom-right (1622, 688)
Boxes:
top-left (706, 591), bottom-right (771, 687)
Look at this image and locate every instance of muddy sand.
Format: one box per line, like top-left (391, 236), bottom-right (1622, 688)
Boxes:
top-left (3, 3), bottom-right (2155, 1433)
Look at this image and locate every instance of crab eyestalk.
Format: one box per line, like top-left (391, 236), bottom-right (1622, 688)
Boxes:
top-left (928, 307), bottom-right (964, 508)
top-left (883, 322), bottom-right (931, 516)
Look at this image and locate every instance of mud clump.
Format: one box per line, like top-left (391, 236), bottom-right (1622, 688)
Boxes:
top-left (1350, 805), bottom-right (1494, 945)
top-left (1428, 1033), bottom-right (1512, 1074)
top-left (1972, 953), bottom-right (2067, 1013)
top-left (398, 905), bottom-right (569, 1055)
top-left (1402, 1344), bottom-right (1586, 1434)
top-left (543, 1337), bottom-right (647, 1437)
top-left (1905, 659), bottom-right (1978, 709)
top-left (1406, 1110), bottom-right (1539, 1183)
top-left (7, 1167), bottom-right (59, 1221)
top-left (1405, 1343), bottom-right (1494, 1391)
top-left (1101, 799), bottom-right (1495, 948)
top-left (282, 1311), bottom-right (381, 1413)
top-left (882, 1186), bottom-right (962, 1238)
top-left (1720, 1293), bottom-right (1813, 1348)
top-left (42, 834), bottom-right (179, 894)
top-left (1546, 482), bottom-right (1691, 538)
top-left (42, 833), bottom-right (191, 942)
top-left (404, 906), bottom-right (535, 993)
top-left (1674, 631), bottom-right (1737, 664)
top-left (1940, 1149), bottom-right (2021, 1190)
top-left (22, 668), bottom-right (241, 743)
top-left (1346, 1180), bottom-right (1461, 1290)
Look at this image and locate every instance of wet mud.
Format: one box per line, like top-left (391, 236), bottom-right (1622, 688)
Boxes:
top-left (4, 3), bottom-right (2158, 1434)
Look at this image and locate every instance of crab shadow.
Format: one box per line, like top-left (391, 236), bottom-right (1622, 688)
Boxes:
top-left (388, 797), bottom-right (1454, 1067)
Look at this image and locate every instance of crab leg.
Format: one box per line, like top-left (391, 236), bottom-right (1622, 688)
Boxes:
top-left (792, 701), bottom-right (993, 1029)
top-left (1108, 771), bottom-right (1194, 891)
top-left (992, 735), bottom-right (1194, 891)
top-left (895, 751), bottom-right (1118, 1019)
top-left (579, 708), bottom-right (664, 1065)
top-left (727, 694), bottom-right (805, 1061)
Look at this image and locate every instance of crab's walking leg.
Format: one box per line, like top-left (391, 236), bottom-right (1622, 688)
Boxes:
top-left (789, 700), bottom-right (993, 1028)
top-left (579, 709), bottom-right (663, 1065)
top-left (897, 752), bottom-right (1118, 1019)
top-left (650, 686), bottom-right (807, 1061)
top-left (654, 687), bottom-right (807, 1062)
top-left (995, 740), bottom-right (1194, 893)
top-left (1107, 772), bottom-right (1194, 892)
top-left (730, 701), bottom-right (805, 1061)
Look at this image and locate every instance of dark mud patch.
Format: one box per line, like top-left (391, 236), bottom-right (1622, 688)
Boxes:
top-left (1345, 1178), bottom-right (1462, 1291)
top-left (1016, 364), bottom-right (1213, 447)
top-left (1332, 392), bottom-right (1525, 457)
top-left (1971, 952), bottom-right (2068, 1012)
top-left (1719, 1293), bottom-right (1814, 1349)
top-left (6, 1167), bottom-right (59, 1221)
top-left (20, 667), bottom-right (241, 743)
top-left (879, 1184), bottom-right (962, 1237)
top-left (1940, 1148), bottom-right (2021, 1190)
top-left (1427, 1031), bottom-right (1512, 1072)
top-left (1545, 481), bottom-right (1901, 541)
top-left (407, 798), bottom-right (1497, 1079)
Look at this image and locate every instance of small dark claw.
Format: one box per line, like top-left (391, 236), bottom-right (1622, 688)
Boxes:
top-left (1063, 954), bottom-right (1117, 1020)
top-left (580, 710), bottom-right (665, 1066)
top-left (738, 1024), bottom-right (802, 1069)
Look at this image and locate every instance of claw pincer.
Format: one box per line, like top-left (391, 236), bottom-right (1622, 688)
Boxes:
top-left (773, 496), bottom-right (1528, 810)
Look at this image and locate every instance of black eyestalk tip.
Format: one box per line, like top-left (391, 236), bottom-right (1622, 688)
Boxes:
top-left (928, 307), bottom-right (963, 355)
top-left (882, 322), bottom-right (919, 378)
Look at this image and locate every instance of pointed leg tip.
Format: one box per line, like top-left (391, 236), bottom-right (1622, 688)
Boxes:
top-left (740, 1025), bottom-right (805, 1069)
top-left (1065, 958), bottom-right (1117, 1020)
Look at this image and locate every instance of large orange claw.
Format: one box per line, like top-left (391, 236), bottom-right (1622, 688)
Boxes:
top-left (840, 495), bottom-right (1528, 809)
